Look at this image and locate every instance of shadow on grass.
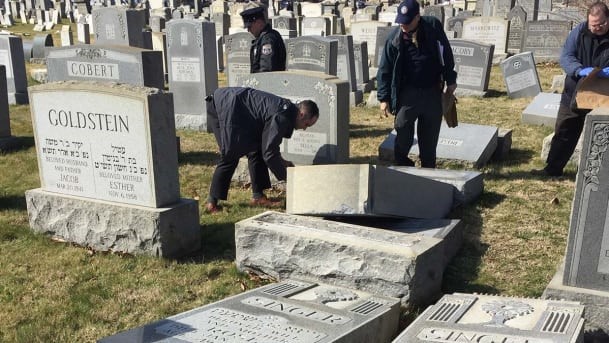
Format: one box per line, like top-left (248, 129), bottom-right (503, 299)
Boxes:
top-left (178, 151), bottom-right (220, 166)
top-left (442, 191), bottom-right (506, 295)
top-left (0, 136), bottom-right (35, 153)
top-left (349, 126), bottom-right (389, 139)
top-left (0, 194), bottom-right (27, 211)
top-left (482, 89), bottom-right (507, 98)
top-left (585, 329), bottom-right (609, 343)
top-left (350, 155), bottom-right (381, 164)
top-left (176, 222), bottom-right (236, 264)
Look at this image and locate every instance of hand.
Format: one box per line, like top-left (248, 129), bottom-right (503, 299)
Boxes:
top-left (578, 67), bottom-right (594, 77)
top-left (598, 67), bottom-right (609, 78)
top-left (380, 101), bottom-right (389, 118)
top-left (445, 83), bottom-right (457, 95)
top-left (283, 159), bottom-right (294, 168)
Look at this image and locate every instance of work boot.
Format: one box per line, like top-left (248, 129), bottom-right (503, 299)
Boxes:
top-left (249, 196), bottom-right (283, 208)
top-left (205, 202), bottom-right (222, 214)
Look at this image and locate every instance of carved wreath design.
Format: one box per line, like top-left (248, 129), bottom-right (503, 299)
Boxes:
top-left (75, 48), bottom-right (106, 59)
top-left (314, 81), bottom-right (335, 107)
top-left (314, 288), bottom-right (358, 304)
top-left (481, 300), bottom-right (534, 326)
top-left (583, 122), bottom-right (609, 186)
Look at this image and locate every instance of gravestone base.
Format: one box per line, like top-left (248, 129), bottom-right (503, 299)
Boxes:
top-left (541, 132), bottom-right (581, 166)
top-left (8, 92), bottom-right (28, 105)
top-left (174, 113), bottom-right (206, 131)
top-left (0, 136), bottom-right (21, 151)
top-left (350, 89), bottom-right (363, 106)
top-left (454, 88), bottom-right (487, 97)
top-left (25, 188), bottom-right (201, 258)
top-left (29, 67), bottom-right (48, 83)
top-left (29, 58), bottom-right (46, 65)
top-left (235, 211), bottom-right (447, 307)
top-left (543, 262), bottom-right (609, 335)
top-left (492, 128), bottom-right (513, 161)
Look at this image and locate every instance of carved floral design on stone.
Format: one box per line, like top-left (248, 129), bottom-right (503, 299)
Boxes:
top-left (242, 77), bottom-right (259, 88)
top-left (75, 48), bottom-right (106, 60)
top-left (480, 300), bottom-right (534, 326)
top-left (583, 123), bottom-right (609, 187)
top-left (314, 288), bottom-right (359, 304)
top-left (314, 81), bottom-right (336, 107)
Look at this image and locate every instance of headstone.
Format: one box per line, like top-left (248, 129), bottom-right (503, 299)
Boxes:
top-left (149, 15), bottom-right (165, 32)
top-left (301, 16), bottom-right (331, 36)
top-left (241, 71), bottom-right (349, 165)
top-left (379, 122), bottom-right (499, 167)
top-left (521, 19), bottom-right (571, 62)
top-left (286, 35), bottom-right (338, 76)
top-left (100, 279), bottom-right (400, 343)
top-left (77, 22), bottom-right (90, 44)
top-left (423, 5), bottom-right (444, 24)
top-left (45, 45), bottom-right (164, 90)
top-left (500, 51), bottom-right (541, 99)
top-left (224, 31), bottom-right (253, 87)
top-left (300, 1), bottom-right (322, 17)
top-left (353, 41), bottom-right (372, 92)
top-left (507, 5), bottom-right (526, 54)
top-left (329, 34), bottom-right (362, 106)
top-left (25, 81), bottom-right (200, 257)
top-left (287, 164), bottom-right (454, 218)
top-left (31, 33), bottom-right (54, 61)
top-left (236, 211), bottom-right (447, 306)
top-left (373, 25), bottom-right (393, 67)
top-left (166, 19), bottom-right (218, 131)
top-left (212, 12), bottom-right (229, 37)
top-left (450, 39), bottom-right (494, 97)
top-left (493, 0), bottom-right (511, 18)
top-left (393, 293), bottom-right (585, 343)
top-left (461, 16), bottom-right (508, 56)
top-left (518, 0), bottom-right (537, 21)
top-left (551, 73), bottom-right (566, 93)
top-left (350, 20), bottom-right (391, 68)
top-left (540, 132), bottom-right (582, 167)
top-left (0, 33), bottom-right (28, 104)
top-left (0, 65), bottom-right (20, 151)
top-left (521, 92), bottom-right (560, 126)
top-left (60, 25), bottom-right (74, 46)
top-left (446, 16), bottom-right (466, 38)
top-left (273, 15), bottom-right (298, 39)
top-left (91, 7), bottom-right (147, 48)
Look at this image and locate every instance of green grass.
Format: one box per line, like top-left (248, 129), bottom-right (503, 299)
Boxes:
top-left (0, 58), bottom-right (578, 341)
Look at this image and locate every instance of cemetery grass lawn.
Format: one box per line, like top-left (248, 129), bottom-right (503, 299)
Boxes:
top-left (0, 63), bottom-right (577, 341)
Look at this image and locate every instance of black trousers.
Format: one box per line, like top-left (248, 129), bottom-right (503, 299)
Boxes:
top-left (545, 103), bottom-right (587, 174)
top-left (206, 102), bottom-right (271, 201)
top-left (394, 86), bottom-right (443, 168)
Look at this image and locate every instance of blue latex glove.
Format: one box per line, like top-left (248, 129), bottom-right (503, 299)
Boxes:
top-left (598, 67), bottom-right (609, 78)
top-left (578, 67), bottom-right (594, 77)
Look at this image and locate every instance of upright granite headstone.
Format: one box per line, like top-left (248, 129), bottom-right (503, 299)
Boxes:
top-left (91, 7), bottom-right (147, 48)
top-left (25, 81), bottom-right (200, 257)
top-left (424, 5), bottom-right (444, 24)
top-left (100, 279), bottom-right (400, 343)
top-left (353, 41), bottom-right (372, 92)
top-left (521, 92), bottom-right (561, 126)
top-left (500, 51), bottom-right (541, 99)
top-left (166, 19), bottom-right (218, 131)
top-left (374, 25), bottom-right (393, 67)
top-left (446, 16), bottom-right (466, 38)
top-left (224, 31), bottom-right (253, 87)
top-left (273, 15), bottom-right (297, 39)
top-left (287, 164), bottom-right (455, 218)
top-left (241, 71), bottom-right (349, 165)
top-left (461, 16), bottom-right (508, 56)
top-left (521, 19), bottom-right (571, 62)
top-left (45, 45), bottom-right (164, 90)
top-left (286, 35), bottom-right (338, 76)
top-left (0, 33), bottom-right (28, 104)
top-left (507, 5), bottom-right (526, 54)
top-left (0, 65), bottom-right (20, 151)
top-left (350, 20), bottom-right (391, 67)
top-left (301, 16), bottom-right (331, 36)
top-left (329, 34), bottom-right (362, 105)
top-left (235, 211), bottom-right (447, 306)
top-left (394, 293), bottom-right (584, 343)
top-left (450, 39), bottom-right (494, 96)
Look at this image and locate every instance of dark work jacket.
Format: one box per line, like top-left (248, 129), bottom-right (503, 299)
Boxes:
top-left (560, 21), bottom-right (609, 111)
top-left (211, 87), bottom-right (298, 180)
top-left (251, 24), bottom-right (287, 73)
top-left (376, 16), bottom-right (457, 114)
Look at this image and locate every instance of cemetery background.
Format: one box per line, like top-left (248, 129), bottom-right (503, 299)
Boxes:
top-left (0, 29), bottom-right (580, 340)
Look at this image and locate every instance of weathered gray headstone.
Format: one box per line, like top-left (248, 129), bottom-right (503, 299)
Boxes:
top-left (77, 22), bottom-right (91, 44)
top-left (394, 293), bottom-right (584, 343)
top-left (91, 7), bottom-right (147, 48)
top-left (379, 122), bottom-right (499, 167)
top-left (521, 20), bottom-right (571, 62)
top-left (100, 279), bottom-right (400, 343)
top-left (301, 16), bottom-right (331, 36)
top-left (31, 33), bottom-right (54, 61)
top-left (424, 5), bottom-right (444, 24)
top-left (25, 81), bottom-right (200, 257)
top-left (60, 25), bottom-right (74, 46)
top-left (374, 25), bottom-right (393, 68)
top-left (287, 164), bottom-right (455, 218)
top-left (0, 65), bottom-right (19, 151)
top-left (461, 16), bottom-right (508, 56)
top-left (350, 20), bottom-right (391, 68)
top-left (273, 15), bottom-right (298, 39)
top-left (450, 39), bottom-right (494, 97)
top-left (241, 71), bottom-right (349, 165)
top-left (521, 92), bottom-right (560, 127)
top-left (540, 132), bottom-right (581, 167)
top-left (353, 41), bottom-right (372, 92)
top-left (166, 19), bottom-right (218, 131)
top-left (45, 45), bottom-right (164, 90)
top-left (286, 35), bottom-right (338, 76)
top-left (0, 33), bottom-right (28, 104)
top-left (500, 51), bottom-right (541, 99)
top-left (236, 211), bottom-right (447, 306)
top-left (328, 34), bottom-right (362, 105)
top-left (224, 31), bottom-right (254, 87)
top-left (446, 16), bottom-right (466, 38)
top-left (507, 5), bottom-right (526, 54)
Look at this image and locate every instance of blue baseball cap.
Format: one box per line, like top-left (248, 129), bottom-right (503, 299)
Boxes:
top-left (395, 0), bottom-right (420, 25)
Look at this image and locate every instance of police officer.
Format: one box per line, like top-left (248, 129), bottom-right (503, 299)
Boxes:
top-left (204, 88), bottom-right (319, 213)
top-left (240, 2), bottom-right (286, 73)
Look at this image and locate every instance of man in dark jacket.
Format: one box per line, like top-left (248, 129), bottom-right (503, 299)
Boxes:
top-left (376, 0), bottom-right (457, 168)
top-left (205, 87), bottom-right (319, 213)
top-left (241, 2), bottom-right (287, 73)
top-left (535, 2), bottom-right (609, 177)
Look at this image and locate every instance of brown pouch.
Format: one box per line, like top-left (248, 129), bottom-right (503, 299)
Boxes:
top-left (442, 92), bottom-right (458, 128)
